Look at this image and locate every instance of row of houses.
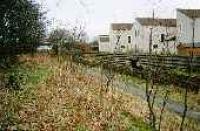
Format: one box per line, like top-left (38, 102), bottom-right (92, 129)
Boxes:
top-left (98, 9), bottom-right (200, 56)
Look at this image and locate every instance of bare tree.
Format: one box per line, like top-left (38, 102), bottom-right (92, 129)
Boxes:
top-left (72, 22), bottom-right (87, 43)
top-left (145, 9), bottom-right (157, 131)
top-left (105, 66), bottom-right (115, 93)
top-left (158, 88), bottom-right (169, 131)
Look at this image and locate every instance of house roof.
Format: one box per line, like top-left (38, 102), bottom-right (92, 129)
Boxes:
top-left (177, 9), bottom-right (200, 18)
top-left (136, 18), bottom-right (177, 27)
top-left (99, 35), bottom-right (109, 37)
top-left (99, 35), bottom-right (110, 42)
top-left (111, 23), bottom-right (133, 30)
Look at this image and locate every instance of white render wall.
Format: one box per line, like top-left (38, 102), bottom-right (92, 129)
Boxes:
top-left (153, 26), bottom-right (177, 53)
top-left (177, 11), bottom-right (200, 44)
top-left (134, 22), bottom-right (177, 54)
top-left (134, 22), bottom-right (150, 53)
top-left (109, 29), bottom-right (134, 53)
top-left (98, 36), bottom-right (113, 53)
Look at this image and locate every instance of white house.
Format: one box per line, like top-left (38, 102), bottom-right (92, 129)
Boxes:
top-left (98, 35), bottom-right (112, 53)
top-left (134, 18), bottom-right (177, 54)
top-left (177, 9), bottom-right (200, 46)
top-left (109, 23), bottom-right (134, 53)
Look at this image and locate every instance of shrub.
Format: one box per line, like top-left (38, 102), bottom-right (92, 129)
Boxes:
top-left (52, 44), bottom-right (59, 55)
top-left (5, 72), bottom-right (28, 90)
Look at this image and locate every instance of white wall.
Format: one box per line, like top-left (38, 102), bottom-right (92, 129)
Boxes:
top-left (177, 11), bottom-right (200, 44)
top-left (177, 11), bottom-right (193, 44)
top-left (195, 18), bottom-right (200, 43)
top-left (98, 36), bottom-right (113, 53)
top-left (134, 22), bottom-right (177, 54)
top-left (134, 23), bottom-right (150, 53)
top-left (152, 26), bottom-right (177, 54)
top-left (109, 28), bottom-right (134, 53)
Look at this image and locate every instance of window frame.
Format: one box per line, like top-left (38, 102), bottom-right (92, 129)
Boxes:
top-left (128, 35), bottom-right (132, 44)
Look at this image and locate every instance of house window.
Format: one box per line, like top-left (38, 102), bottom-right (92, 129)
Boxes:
top-left (160, 34), bottom-right (165, 42)
top-left (128, 36), bottom-right (131, 43)
top-left (100, 37), bottom-right (109, 42)
top-left (121, 45), bottom-right (125, 48)
top-left (116, 35), bottom-right (121, 45)
top-left (153, 44), bottom-right (158, 49)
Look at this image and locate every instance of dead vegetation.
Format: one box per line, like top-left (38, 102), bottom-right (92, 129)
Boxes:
top-left (0, 54), bottom-right (199, 130)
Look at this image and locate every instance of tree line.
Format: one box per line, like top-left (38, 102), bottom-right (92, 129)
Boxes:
top-left (0, 0), bottom-right (45, 56)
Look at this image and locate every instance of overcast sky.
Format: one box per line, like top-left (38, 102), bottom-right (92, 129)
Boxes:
top-left (37, 0), bottom-right (200, 40)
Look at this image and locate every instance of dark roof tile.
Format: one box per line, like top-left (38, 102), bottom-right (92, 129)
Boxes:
top-left (111, 23), bottom-right (133, 30)
top-left (99, 35), bottom-right (110, 42)
top-left (177, 9), bottom-right (200, 18)
top-left (136, 18), bottom-right (176, 27)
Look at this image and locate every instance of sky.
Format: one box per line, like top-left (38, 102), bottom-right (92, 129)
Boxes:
top-left (37, 0), bottom-right (200, 40)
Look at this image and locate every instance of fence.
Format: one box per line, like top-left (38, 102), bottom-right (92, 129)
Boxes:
top-left (78, 53), bottom-right (200, 91)
top-left (82, 53), bottom-right (200, 69)
top-left (135, 55), bottom-right (200, 69)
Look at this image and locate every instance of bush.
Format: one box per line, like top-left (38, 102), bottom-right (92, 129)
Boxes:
top-left (72, 49), bottom-right (83, 62)
top-left (5, 72), bottom-right (28, 90)
top-left (52, 44), bottom-right (59, 55)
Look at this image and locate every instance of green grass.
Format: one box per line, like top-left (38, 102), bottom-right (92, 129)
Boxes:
top-left (120, 111), bottom-right (152, 131)
top-left (171, 68), bottom-right (200, 77)
top-left (121, 74), bottom-right (146, 90)
top-left (75, 124), bottom-right (89, 131)
top-left (7, 65), bottom-right (50, 86)
top-left (0, 59), bottom-right (52, 130)
top-left (121, 74), bottom-right (200, 112)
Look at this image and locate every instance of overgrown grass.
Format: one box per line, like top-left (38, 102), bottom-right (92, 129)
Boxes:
top-left (171, 68), bottom-right (200, 76)
top-left (0, 54), bottom-right (152, 130)
top-left (0, 54), bottom-right (199, 130)
top-left (120, 111), bottom-right (152, 131)
top-left (0, 54), bottom-right (52, 130)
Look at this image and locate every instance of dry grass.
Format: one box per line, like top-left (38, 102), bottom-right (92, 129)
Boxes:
top-left (0, 54), bottom-right (199, 131)
top-left (15, 56), bottom-right (151, 130)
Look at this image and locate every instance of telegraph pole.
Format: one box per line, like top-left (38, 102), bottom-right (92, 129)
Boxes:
top-left (192, 17), bottom-right (195, 58)
top-left (149, 10), bottom-right (154, 54)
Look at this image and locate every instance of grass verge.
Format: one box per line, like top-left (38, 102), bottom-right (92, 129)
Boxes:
top-left (121, 74), bottom-right (200, 112)
top-left (0, 54), bottom-right (52, 130)
top-left (0, 54), bottom-right (199, 130)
